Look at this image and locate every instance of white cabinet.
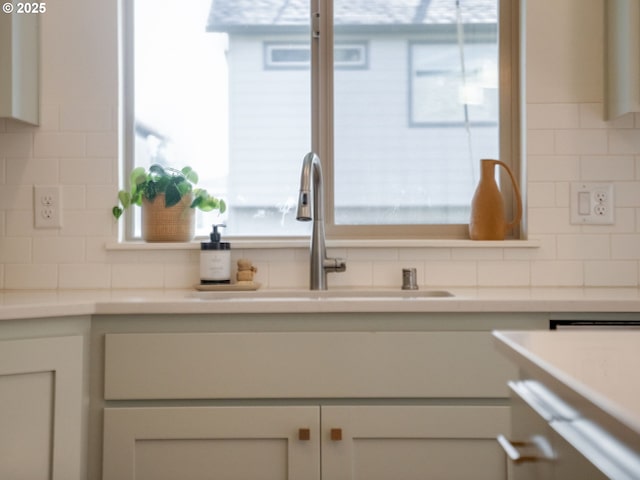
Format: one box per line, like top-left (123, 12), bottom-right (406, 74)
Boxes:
top-left (101, 330), bottom-right (513, 479)
top-left (322, 405), bottom-right (508, 480)
top-left (103, 404), bottom-right (508, 480)
top-left (0, 4), bottom-right (39, 124)
top-left (605, 0), bottom-right (640, 119)
top-left (0, 335), bottom-right (84, 480)
top-left (104, 406), bottom-right (321, 480)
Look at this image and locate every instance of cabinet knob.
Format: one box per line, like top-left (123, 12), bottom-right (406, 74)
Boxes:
top-left (298, 428), bottom-right (311, 441)
top-left (330, 428), bottom-right (342, 441)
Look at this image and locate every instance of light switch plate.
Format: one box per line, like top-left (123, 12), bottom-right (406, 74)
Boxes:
top-left (570, 182), bottom-right (614, 225)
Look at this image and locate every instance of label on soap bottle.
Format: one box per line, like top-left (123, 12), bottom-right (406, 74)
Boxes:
top-left (200, 250), bottom-right (231, 284)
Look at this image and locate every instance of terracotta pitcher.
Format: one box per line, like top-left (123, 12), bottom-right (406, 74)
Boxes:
top-left (469, 159), bottom-right (522, 240)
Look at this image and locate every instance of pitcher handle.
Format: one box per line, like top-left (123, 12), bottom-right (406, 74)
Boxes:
top-left (495, 160), bottom-right (523, 233)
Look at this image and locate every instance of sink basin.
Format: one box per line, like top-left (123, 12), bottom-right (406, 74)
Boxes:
top-left (189, 289), bottom-right (454, 301)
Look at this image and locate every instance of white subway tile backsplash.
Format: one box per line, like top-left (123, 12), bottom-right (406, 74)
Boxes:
top-left (478, 261), bottom-right (530, 287)
top-left (60, 105), bottom-right (112, 131)
top-left (555, 129), bottom-right (608, 155)
top-left (611, 235), bottom-right (640, 259)
top-left (527, 103), bottom-right (579, 129)
top-left (59, 264), bottom-right (111, 289)
top-left (556, 235), bottom-right (610, 260)
top-left (33, 237), bottom-right (85, 264)
top-left (584, 261), bottom-right (638, 287)
top-left (608, 129), bottom-right (640, 154)
top-left (6, 157), bottom-right (59, 185)
top-left (527, 182), bottom-right (557, 207)
top-left (0, 133), bottom-right (33, 157)
top-left (580, 155), bottom-right (634, 180)
top-left (424, 261), bottom-right (477, 287)
top-left (0, 237), bottom-right (31, 263)
top-left (5, 264), bottom-right (58, 289)
top-left (1, 2), bottom-right (640, 293)
top-left (531, 261), bottom-right (584, 286)
top-left (528, 155), bottom-right (579, 181)
top-left (34, 132), bottom-right (85, 158)
top-left (111, 264), bottom-right (165, 289)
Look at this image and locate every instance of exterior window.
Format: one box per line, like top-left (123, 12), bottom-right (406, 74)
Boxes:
top-left (123, 0), bottom-right (519, 239)
top-left (265, 42), bottom-right (367, 69)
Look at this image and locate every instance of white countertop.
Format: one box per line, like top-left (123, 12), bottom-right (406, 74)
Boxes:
top-left (2, 287), bottom-right (640, 320)
top-left (493, 330), bottom-right (640, 442)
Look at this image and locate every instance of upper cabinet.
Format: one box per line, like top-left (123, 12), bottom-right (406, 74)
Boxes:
top-left (606, 0), bottom-right (640, 119)
top-left (0, 9), bottom-right (39, 125)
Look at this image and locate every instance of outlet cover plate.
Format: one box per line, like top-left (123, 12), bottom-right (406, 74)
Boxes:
top-left (570, 182), bottom-right (614, 225)
top-left (34, 185), bottom-right (62, 228)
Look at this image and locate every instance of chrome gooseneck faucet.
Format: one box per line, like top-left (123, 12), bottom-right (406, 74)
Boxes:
top-left (296, 152), bottom-right (346, 290)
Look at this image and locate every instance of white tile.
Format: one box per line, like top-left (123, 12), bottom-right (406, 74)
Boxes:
top-left (163, 264), bottom-right (199, 289)
top-left (86, 132), bottom-right (117, 157)
top-left (527, 103), bottom-right (579, 129)
top-left (33, 237), bottom-right (85, 263)
top-left (531, 261), bottom-right (584, 286)
top-left (478, 261), bottom-right (530, 287)
top-left (111, 264), bottom-right (165, 288)
top-left (60, 105), bottom-right (112, 131)
top-left (526, 130), bottom-right (555, 155)
top-left (34, 133), bottom-right (85, 158)
top-left (0, 133), bottom-right (33, 157)
top-left (611, 235), bottom-right (640, 259)
top-left (0, 237), bottom-right (32, 263)
top-left (528, 208), bottom-right (580, 234)
top-left (609, 129), bottom-right (640, 155)
top-left (5, 264), bottom-right (58, 289)
top-left (556, 235), bottom-right (610, 260)
top-left (398, 247), bottom-right (451, 261)
top-left (528, 156), bottom-right (579, 181)
top-left (580, 156), bottom-right (634, 181)
top-left (555, 130), bottom-right (608, 155)
top-left (424, 261), bottom-right (477, 287)
top-left (579, 103), bottom-right (607, 129)
top-left (60, 157), bottom-right (114, 185)
top-left (584, 261), bottom-right (638, 286)
top-left (268, 261), bottom-right (307, 289)
top-left (6, 157), bottom-right (59, 184)
top-left (615, 182), bottom-right (640, 207)
top-left (527, 182), bottom-right (557, 207)
top-left (452, 248), bottom-right (503, 261)
top-left (331, 261), bottom-right (373, 288)
top-left (59, 264), bottom-right (111, 289)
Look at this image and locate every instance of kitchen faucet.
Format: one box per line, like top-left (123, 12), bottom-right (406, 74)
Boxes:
top-left (296, 152), bottom-right (346, 290)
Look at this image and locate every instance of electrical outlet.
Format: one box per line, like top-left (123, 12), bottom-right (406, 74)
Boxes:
top-left (34, 185), bottom-right (63, 228)
top-left (570, 182), bottom-right (614, 225)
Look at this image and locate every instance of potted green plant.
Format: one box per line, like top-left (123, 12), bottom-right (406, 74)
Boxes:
top-left (112, 164), bottom-right (226, 242)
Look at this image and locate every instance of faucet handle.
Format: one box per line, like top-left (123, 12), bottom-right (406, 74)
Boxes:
top-left (324, 258), bottom-right (346, 273)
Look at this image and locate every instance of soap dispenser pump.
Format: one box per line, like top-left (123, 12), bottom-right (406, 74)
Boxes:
top-left (200, 224), bottom-right (231, 284)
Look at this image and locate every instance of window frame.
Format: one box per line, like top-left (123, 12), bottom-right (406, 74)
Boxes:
top-left (317, 0), bottom-right (521, 240)
top-left (120, 0), bottom-right (522, 242)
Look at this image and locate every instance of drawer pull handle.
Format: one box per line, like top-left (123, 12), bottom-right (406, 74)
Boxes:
top-left (330, 428), bottom-right (342, 441)
top-left (497, 435), bottom-right (543, 464)
top-left (298, 428), bottom-right (311, 441)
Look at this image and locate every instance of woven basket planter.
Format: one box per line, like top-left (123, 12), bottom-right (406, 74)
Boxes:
top-left (142, 193), bottom-right (195, 242)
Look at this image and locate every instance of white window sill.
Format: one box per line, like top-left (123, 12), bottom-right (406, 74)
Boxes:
top-left (105, 238), bottom-right (541, 250)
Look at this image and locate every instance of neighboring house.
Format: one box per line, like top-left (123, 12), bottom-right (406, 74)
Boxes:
top-left (207, 0), bottom-right (498, 227)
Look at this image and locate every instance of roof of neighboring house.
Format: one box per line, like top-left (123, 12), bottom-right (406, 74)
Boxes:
top-left (207, 0), bottom-right (497, 32)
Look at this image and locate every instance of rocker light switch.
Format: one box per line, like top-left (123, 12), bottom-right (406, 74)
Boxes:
top-left (578, 191), bottom-right (591, 215)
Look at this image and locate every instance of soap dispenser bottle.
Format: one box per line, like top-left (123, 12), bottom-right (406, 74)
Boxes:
top-left (200, 224), bottom-right (231, 284)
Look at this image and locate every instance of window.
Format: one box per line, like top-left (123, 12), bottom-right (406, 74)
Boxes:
top-left (122, 0), bottom-right (519, 240)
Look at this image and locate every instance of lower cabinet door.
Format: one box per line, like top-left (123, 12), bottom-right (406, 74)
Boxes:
top-left (0, 336), bottom-right (84, 480)
top-left (103, 406), bottom-right (320, 480)
top-left (321, 405), bottom-right (510, 480)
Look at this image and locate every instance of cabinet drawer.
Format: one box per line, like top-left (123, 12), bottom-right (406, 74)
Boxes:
top-left (104, 331), bottom-right (516, 400)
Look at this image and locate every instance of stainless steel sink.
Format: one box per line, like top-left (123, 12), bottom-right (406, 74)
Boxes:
top-left (189, 289), bottom-right (454, 301)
